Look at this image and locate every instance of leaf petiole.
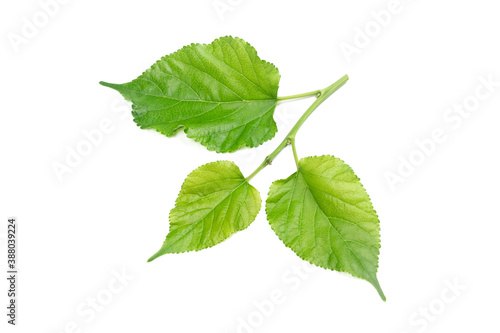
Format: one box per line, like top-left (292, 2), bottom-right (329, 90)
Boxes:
top-left (245, 74), bottom-right (349, 182)
top-left (291, 138), bottom-right (299, 167)
top-left (277, 90), bottom-right (321, 101)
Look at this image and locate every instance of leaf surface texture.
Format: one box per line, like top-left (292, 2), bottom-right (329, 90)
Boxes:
top-left (148, 161), bottom-right (261, 261)
top-left (266, 155), bottom-right (385, 300)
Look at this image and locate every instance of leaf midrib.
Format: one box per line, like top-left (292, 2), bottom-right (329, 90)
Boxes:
top-left (122, 82), bottom-right (277, 104)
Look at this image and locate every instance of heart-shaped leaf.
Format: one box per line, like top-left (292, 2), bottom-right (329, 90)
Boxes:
top-left (148, 161), bottom-right (261, 261)
top-left (101, 36), bottom-right (280, 153)
top-left (266, 155), bottom-right (385, 300)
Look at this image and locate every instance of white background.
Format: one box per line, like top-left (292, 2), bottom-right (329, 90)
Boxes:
top-left (1, 0), bottom-right (500, 332)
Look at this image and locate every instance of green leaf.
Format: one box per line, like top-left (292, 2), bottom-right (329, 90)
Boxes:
top-left (266, 155), bottom-right (385, 300)
top-left (100, 36), bottom-right (280, 153)
top-left (148, 161), bottom-right (261, 262)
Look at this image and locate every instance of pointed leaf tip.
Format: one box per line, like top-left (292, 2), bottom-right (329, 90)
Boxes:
top-left (370, 277), bottom-right (386, 301)
top-left (147, 251), bottom-right (161, 263)
top-left (99, 81), bottom-right (121, 90)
